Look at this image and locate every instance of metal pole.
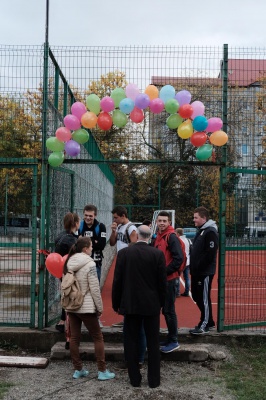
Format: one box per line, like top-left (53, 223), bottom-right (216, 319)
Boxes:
top-left (4, 175), bottom-right (8, 235)
top-left (39, 0), bottom-right (50, 329)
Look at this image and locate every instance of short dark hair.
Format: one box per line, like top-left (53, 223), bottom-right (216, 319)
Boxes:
top-left (157, 211), bottom-right (171, 220)
top-left (83, 204), bottom-right (97, 215)
top-left (142, 219), bottom-right (152, 226)
top-left (194, 206), bottom-right (209, 220)
top-left (112, 206), bottom-right (128, 218)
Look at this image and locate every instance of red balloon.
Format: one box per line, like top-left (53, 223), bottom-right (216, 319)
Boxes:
top-left (97, 112), bottom-right (113, 130)
top-left (130, 107), bottom-right (144, 123)
top-left (45, 253), bottom-right (64, 278)
top-left (190, 131), bottom-right (208, 147)
top-left (179, 104), bottom-right (193, 119)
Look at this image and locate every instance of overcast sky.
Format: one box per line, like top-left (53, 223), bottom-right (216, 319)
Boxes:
top-left (1, 0), bottom-right (265, 47)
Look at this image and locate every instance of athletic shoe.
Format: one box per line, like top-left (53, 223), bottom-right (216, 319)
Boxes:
top-left (160, 342), bottom-right (180, 353)
top-left (190, 326), bottom-right (209, 335)
top-left (55, 323), bottom-right (65, 333)
top-left (208, 322), bottom-right (216, 330)
top-left (65, 341), bottom-right (70, 350)
top-left (181, 292), bottom-right (189, 297)
top-left (73, 369), bottom-right (89, 379)
top-left (98, 369), bottom-right (115, 380)
top-left (112, 321), bottom-right (124, 327)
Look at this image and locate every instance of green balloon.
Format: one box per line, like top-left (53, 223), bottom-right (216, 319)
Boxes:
top-left (196, 144), bottom-right (213, 161)
top-left (72, 129), bottom-right (90, 144)
top-left (165, 99), bottom-right (179, 114)
top-left (166, 114), bottom-right (183, 130)
top-left (46, 137), bottom-right (65, 152)
top-left (86, 94), bottom-right (100, 115)
top-left (48, 152), bottom-right (64, 167)
top-left (111, 88), bottom-right (126, 108)
top-left (112, 110), bottom-right (128, 128)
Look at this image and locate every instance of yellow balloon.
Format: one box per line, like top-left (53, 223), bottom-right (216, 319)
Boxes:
top-left (177, 119), bottom-right (193, 139)
top-left (209, 130), bottom-right (228, 146)
top-left (144, 85), bottom-right (159, 100)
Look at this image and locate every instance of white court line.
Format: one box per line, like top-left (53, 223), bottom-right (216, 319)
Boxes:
top-left (228, 253), bottom-right (266, 273)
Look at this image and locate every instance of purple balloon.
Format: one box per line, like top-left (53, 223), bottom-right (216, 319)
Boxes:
top-left (175, 90), bottom-right (192, 106)
top-left (135, 93), bottom-right (150, 109)
top-left (64, 140), bottom-right (81, 157)
top-left (206, 117), bottom-right (223, 132)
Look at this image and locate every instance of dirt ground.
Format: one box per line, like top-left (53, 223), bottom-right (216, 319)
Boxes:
top-left (0, 347), bottom-right (235, 400)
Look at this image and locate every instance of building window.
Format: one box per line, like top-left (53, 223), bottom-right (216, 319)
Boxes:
top-left (241, 144), bottom-right (248, 155)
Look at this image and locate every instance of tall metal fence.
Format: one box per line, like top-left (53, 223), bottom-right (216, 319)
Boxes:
top-left (0, 44), bottom-right (265, 332)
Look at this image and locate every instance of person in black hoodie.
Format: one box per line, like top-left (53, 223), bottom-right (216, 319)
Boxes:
top-left (78, 204), bottom-right (106, 283)
top-left (189, 206), bottom-right (218, 335)
top-left (54, 212), bottom-right (80, 348)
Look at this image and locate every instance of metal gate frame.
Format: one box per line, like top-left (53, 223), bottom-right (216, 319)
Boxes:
top-left (0, 159), bottom-right (38, 328)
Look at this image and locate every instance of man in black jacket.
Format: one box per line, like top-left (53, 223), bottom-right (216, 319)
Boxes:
top-left (112, 225), bottom-right (167, 388)
top-left (78, 204), bottom-right (106, 283)
top-left (189, 206), bottom-right (218, 335)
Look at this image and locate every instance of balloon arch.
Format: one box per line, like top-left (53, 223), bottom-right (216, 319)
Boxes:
top-left (46, 84), bottom-right (228, 167)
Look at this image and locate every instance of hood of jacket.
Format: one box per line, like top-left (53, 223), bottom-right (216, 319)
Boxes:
top-left (156, 225), bottom-right (175, 239)
top-left (200, 219), bottom-right (218, 231)
top-left (66, 252), bottom-right (94, 273)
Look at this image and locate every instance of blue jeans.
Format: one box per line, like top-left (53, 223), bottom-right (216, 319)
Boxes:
top-left (95, 261), bottom-right (102, 283)
top-left (162, 279), bottom-right (178, 343)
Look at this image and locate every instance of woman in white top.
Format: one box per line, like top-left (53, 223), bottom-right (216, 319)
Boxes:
top-left (64, 236), bottom-right (115, 381)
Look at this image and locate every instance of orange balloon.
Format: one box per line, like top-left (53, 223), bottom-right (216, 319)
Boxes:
top-left (81, 111), bottom-right (98, 129)
top-left (45, 253), bottom-right (64, 278)
top-left (144, 85), bottom-right (159, 100)
top-left (177, 119), bottom-right (193, 139)
top-left (209, 130), bottom-right (228, 146)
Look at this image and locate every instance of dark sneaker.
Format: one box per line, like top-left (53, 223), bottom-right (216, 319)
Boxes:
top-left (208, 322), bottom-right (215, 330)
top-left (55, 323), bottom-right (65, 333)
top-left (190, 326), bottom-right (209, 335)
top-left (181, 293), bottom-right (189, 297)
top-left (160, 342), bottom-right (180, 353)
top-left (65, 341), bottom-right (70, 350)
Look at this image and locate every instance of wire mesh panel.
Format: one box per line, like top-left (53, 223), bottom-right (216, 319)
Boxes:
top-left (0, 165), bottom-right (38, 326)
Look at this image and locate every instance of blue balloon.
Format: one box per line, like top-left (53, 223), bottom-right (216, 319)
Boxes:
top-left (192, 115), bottom-right (208, 132)
top-left (159, 85), bottom-right (175, 104)
top-left (119, 98), bottom-right (135, 114)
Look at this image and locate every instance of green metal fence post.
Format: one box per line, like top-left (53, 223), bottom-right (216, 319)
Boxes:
top-left (217, 44), bottom-right (228, 332)
top-left (39, 40), bottom-right (49, 329)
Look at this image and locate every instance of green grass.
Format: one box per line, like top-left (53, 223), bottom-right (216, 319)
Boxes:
top-left (219, 338), bottom-right (266, 400)
top-left (0, 382), bottom-right (14, 399)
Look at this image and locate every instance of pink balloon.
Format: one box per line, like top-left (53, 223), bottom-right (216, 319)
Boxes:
top-left (63, 114), bottom-right (81, 131)
top-left (125, 84), bottom-right (140, 101)
top-left (191, 101), bottom-right (205, 120)
top-left (56, 127), bottom-right (72, 142)
top-left (206, 117), bottom-right (223, 132)
top-left (130, 107), bottom-right (144, 123)
top-left (100, 96), bottom-right (115, 112)
top-left (71, 102), bottom-right (87, 121)
top-left (149, 98), bottom-right (165, 114)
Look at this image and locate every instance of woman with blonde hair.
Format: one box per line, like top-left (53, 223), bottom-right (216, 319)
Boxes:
top-left (64, 236), bottom-right (115, 380)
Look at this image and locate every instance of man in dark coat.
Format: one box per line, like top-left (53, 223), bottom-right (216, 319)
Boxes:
top-left (112, 225), bottom-right (167, 388)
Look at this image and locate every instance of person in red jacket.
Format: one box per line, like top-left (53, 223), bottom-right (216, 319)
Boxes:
top-left (153, 211), bottom-right (183, 353)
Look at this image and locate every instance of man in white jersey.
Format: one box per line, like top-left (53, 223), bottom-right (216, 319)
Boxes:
top-left (110, 206), bottom-right (137, 251)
